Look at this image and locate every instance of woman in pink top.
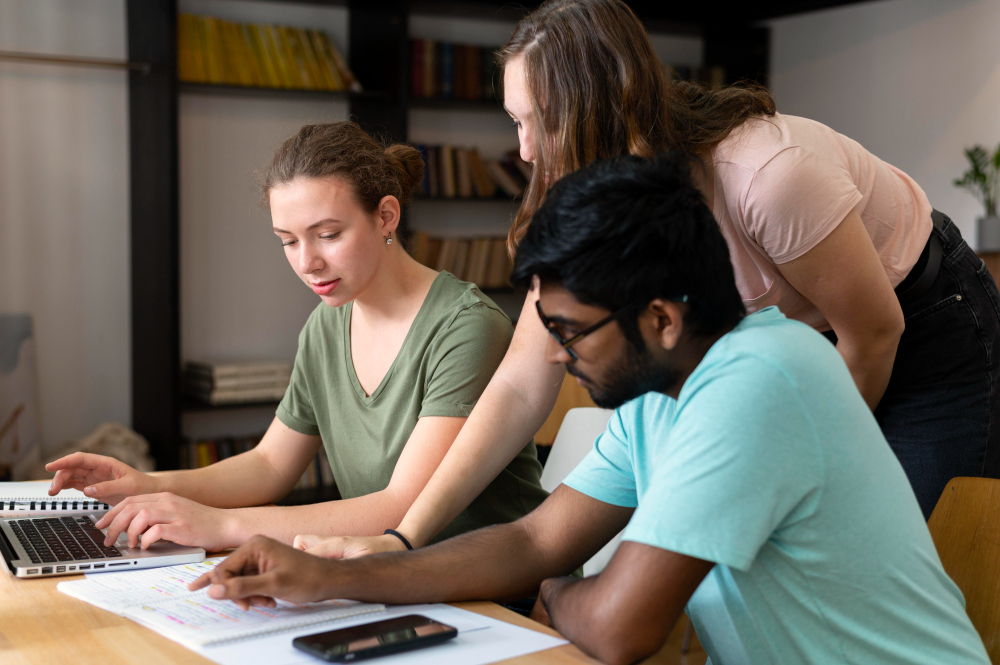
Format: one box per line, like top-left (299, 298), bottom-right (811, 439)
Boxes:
top-left (298, 0), bottom-right (1000, 560)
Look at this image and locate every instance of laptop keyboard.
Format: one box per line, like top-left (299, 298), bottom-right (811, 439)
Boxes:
top-left (9, 517), bottom-right (123, 564)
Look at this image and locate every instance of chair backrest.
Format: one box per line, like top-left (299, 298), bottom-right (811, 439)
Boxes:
top-left (539, 407), bottom-right (614, 493)
top-left (928, 476), bottom-right (1000, 661)
top-left (539, 407), bottom-right (620, 576)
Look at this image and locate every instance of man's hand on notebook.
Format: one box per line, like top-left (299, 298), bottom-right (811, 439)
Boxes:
top-left (46, 452), bottom-right (160, 505)
top-left (189, 535), bottom-right (335, 610)
top-left (94, 492), bottom-right (239, 552)
top-left (292, 533), bottom-right (407, 559)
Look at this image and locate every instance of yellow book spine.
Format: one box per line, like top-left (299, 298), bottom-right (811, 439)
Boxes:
top-left (295, 27), bottom-right (328, 90)
top-left (283, 27), bottom-right (317, 89)
top-left (263, 26), bottom-right (293, 87)
top-left (200, 17), bottom-right (223, 84)
top-left (177, 14), bottom-right (194, 82)
top-left (324, 34), bottom-right (360, 91)
top-left (233, 22), bottom-right (263, 86)
top-left (313, 31), bottom-right (345, 91)
top-left (247, 25), bottom-right (280, 88)
top-left (191, 14), bottom-right (210, 82)
top-left (305, 30), bottom-right (338, 90)
top-left (221, 21), bottom-right (251, 85)
top-left (275, 26), bottom-right (305, 88)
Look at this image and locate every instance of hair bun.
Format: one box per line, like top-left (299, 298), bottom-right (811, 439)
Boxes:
top-left (384, 144), bottom-right (425, 202)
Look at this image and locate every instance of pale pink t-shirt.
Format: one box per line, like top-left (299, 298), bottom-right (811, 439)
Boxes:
top-left (710, 112), bottom-right (933, 330)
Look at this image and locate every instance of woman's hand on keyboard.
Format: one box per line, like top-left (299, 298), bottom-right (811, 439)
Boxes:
top-left (94, 492), bottom-right (239, 552)
top-left (292, 533), bottom-right (407, 559)
top-left (45, 452), bottom-right (160, 505)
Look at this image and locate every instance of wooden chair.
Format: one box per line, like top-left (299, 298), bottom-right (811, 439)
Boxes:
top-left (928, 477), bottom-right (1000, 661)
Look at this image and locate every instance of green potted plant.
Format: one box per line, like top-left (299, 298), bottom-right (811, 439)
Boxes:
top-left (954, 143), bottom-right (1000, 250)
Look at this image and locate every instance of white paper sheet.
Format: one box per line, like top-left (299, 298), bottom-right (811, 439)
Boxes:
top-left (58, 556), bottom-right (569, 665)
top-left (193, 603), bottom-right (568, 665)
top-left (58, 558), bottom-right (385, 647)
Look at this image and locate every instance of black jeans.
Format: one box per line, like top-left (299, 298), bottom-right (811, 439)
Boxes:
top-left (873, 214), bottom-right (1000, 518)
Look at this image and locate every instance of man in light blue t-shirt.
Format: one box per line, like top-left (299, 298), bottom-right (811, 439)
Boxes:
top-left (190, 154), bottom-right (988, 665)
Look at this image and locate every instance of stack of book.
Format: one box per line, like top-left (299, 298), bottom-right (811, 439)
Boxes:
top-left (416, 146), bottom-right (530, 199)
top-left (410, 233), bottom-right (512, 289)
top-left (409, 39), bottom-right (499, 101)
top-left (179, 435), bottom-right (334, 493)
top-left (184, 360), bottom-right (291, 406)
top-left (177, 13), bottom-right (360, 92)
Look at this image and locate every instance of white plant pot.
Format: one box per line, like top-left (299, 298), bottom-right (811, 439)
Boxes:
top-left (977, 216), bottom-right (1000, 252)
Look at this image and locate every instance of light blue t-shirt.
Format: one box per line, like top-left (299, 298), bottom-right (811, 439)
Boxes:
top-left (564, 307), bottom-right (988, 665)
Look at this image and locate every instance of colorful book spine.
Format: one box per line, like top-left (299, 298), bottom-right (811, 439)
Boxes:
top-left (409, 234), bottom-right (512, 288)
top-left (409, 39), bottom-right (498, 101)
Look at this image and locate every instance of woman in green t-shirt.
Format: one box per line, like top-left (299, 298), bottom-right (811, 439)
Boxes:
top-left (46, 121), bottom-right (547, 552)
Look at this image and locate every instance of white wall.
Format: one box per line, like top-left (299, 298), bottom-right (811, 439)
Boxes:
top-left (768, 0), bottom-right (1000, 245)
top-left (0, 0), bottom-right (130, 453)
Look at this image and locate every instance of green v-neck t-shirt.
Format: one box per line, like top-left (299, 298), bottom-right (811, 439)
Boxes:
top-left (276, 271), bottom-right (548, 542)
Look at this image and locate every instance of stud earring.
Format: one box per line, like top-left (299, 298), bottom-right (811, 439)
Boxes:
top-left (386, 232), bottom-right (393, 245)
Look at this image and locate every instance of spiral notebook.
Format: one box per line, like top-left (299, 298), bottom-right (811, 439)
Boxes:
top-left (58, 557), bottom-right (386, 649)
top-left (1, 481), bottom-right (109, 517)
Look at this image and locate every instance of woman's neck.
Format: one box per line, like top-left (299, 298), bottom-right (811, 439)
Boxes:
top-left (352, 245), bottom-right (437, 323)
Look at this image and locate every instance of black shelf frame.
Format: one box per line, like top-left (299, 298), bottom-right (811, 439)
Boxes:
top-left (127, 0), bottom-right (866, 471)
top-left (408, 96), bottom-right (505, 111)
top-left (179, 81), bottom-right (385, 102)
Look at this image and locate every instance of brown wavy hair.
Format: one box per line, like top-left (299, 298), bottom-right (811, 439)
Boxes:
top-left (499, 0), bottom-right (776, 252)
top-left (262, 121), bottom-right (424, 244)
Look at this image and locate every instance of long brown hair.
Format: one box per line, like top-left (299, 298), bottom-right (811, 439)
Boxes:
top-left (499, 0), bottom-right (775, 251)
top-left (262, 121), bottom-right (424, 244)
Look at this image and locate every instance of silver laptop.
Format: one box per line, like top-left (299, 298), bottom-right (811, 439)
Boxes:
top-left (0, 514), bottom-right (205, 578)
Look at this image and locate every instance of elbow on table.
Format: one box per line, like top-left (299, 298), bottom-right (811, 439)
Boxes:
top-left (584, 606), bottom-right (670, 665)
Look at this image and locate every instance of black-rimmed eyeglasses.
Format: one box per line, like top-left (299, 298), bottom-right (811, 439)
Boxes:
top-left (535, 296), bottom-right (689, 362)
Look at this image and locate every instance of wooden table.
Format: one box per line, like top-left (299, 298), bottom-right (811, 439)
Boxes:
top-left (0, 560), bottom-right (598, 665)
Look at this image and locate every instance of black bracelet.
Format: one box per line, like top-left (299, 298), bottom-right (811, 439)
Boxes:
top-left (384, 528), bottom-right (414, 550)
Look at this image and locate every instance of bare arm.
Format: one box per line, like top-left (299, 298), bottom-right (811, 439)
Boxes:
top-left (46, 417), bottom-right (317, 507)
top-left (777, 209), bottom-right (905, 409)
top-left (159, 417), bottom-right (320, 507)
top-left (100, 416), bottom-right (469, 551)
top-left (193, 487), bottom-right (710, 665)
top-left (191, 485), bottom-right (633, 605)
top-left (539, 544), bottom-right (713, 665)
top-left (223, 416), bottom-right (467, 544)
top-left (396, 286), bottom-right (564, 547)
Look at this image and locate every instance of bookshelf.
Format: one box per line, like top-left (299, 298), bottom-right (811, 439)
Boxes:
top-left (124, 0), bottom-right (856, 473)
top-left (178, 81), bottom-right (383, 101)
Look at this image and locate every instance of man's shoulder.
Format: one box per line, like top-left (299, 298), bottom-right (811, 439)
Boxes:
top-left (706, 309), bottom-right (841, 380)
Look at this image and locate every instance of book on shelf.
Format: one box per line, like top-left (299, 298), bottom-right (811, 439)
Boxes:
top-left (409, 39), bottom-right (500, 102)
top-left (455, 149), bottom-right (473, 198)
top-left (414, 145), bottom-right (525, 200)
top-left (177, 13), bottom-right (360, 92)
top-left (179, 436), bottom-right (335, 495)
top-left (185, 360), bottom-right (290, 381)
top-left (411, 233), bottom-right (512, 288)
top-left (183, 360), bottom-right (291, 405)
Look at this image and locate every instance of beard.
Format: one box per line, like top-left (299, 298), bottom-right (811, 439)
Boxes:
top-left (568, 342), bottom-right (680, 409)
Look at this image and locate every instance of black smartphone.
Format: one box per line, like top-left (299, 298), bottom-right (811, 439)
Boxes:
top-left (292, 614), bottom-right (458, 662)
